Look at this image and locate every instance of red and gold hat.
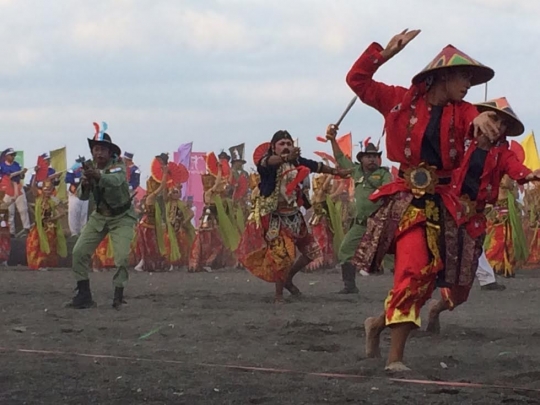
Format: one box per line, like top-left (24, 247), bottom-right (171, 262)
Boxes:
top-left (412, 45), bottom-right (494, 86)
top-left (475, 97), bottom-right (525, 137)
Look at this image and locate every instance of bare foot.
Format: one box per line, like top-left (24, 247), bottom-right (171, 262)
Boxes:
top-left (426, 299), bottom-right (441, 334)
top-left (364, 317), bottom-right (382, 358)
top-left (385, 361), bottom-right (411, 372)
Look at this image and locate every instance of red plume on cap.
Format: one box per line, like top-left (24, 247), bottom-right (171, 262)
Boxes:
top-left (363, 137), bottom-right (372, 150)
top-left (93, 122), bottom-right (100, 137)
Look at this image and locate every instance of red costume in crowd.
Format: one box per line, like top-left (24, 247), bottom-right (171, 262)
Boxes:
top-left (346, 30), bottom-right (497, 370)
top-left (437, 98), bottom-right (534, 314)
top-left (237, 131), bottom-right (350, 301)
top-left (349, 41), bottom-right (489, 327)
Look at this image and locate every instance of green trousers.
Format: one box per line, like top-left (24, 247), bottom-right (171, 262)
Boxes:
top-left (72, 212), bottom-right (136, 288)
top-left (338, 222), bottom-right (394, 270)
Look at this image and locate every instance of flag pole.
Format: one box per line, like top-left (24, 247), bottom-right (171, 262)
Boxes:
top-left (484, 82), bottom-right (488, 102)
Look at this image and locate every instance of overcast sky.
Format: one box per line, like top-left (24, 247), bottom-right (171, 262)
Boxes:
top-left (0, 0), bottom-right (538, 177)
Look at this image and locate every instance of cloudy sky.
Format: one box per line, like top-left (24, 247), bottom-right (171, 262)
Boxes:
top-left (0, 0), bottom-right (538, 177)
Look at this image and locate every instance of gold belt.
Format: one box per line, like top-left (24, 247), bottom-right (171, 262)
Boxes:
top-left (402, 163), bottom-right (439, 198)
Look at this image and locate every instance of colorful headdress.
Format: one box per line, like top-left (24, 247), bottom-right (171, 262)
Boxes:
top-left (475, 97), bottom-right (524, 137)
top-left (412, 45), bottom-right (494, 87)
top-left (87, 122), bottom-right (121, 156)
top-left (151, 157), bottom-right (189, 189)
top-left (206, 152), bottom-right (230, 177)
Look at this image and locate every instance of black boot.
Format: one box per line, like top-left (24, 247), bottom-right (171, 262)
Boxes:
top-left (69, 280), bottom-right (95, 309)
top-left (338, 262), bottom-right (359, 294)
top-left (112, 287), bottom-right (126, 310)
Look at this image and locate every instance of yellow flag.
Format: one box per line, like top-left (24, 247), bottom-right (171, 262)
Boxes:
top-left (522, 132), bottom-right (540, 171)
top-left (50, 147), bottom-right (67, 201)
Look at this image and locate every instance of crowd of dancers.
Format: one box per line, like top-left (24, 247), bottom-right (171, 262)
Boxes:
top-left (1, 29), bottom-right (540, 372)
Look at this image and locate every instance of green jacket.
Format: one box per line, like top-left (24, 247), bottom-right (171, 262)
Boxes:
top-left (78, 159), bottom-right (134, 229)
top-left (336, 151), bottom-right (391, 221)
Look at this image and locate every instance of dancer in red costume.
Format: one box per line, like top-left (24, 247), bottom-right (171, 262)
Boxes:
top-left (237, 130), bottom-right (351, 302)
top-left (189, 163), bottom-right (238, 272)
top-left (426, 97), bottom-right (540, 333)
top-left (166, 184), bottom-right (195, 269)
top-left (26, 179), bottom-right (67, 270)
top-left (134, 157), bottom-right (169, 272)
top-left (524, 184), bottom-right (540, 268)
top-left (348, 29), bottom-right (499, 371)
top-left (306, 173), bottom-right (337, 271)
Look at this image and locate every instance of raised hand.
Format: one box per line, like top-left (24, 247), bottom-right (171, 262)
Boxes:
top-left (326, 124), bottom-right (338, 141)
top-left (380, 29), bottom-right (421, 61)
top-left (473, 111), bottom-right (500, 143)
top-left (289, 147), bottom-right (301, 161)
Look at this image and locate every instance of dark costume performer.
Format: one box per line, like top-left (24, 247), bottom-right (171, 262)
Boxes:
top-left (236, 130), bottom-right (351, 302)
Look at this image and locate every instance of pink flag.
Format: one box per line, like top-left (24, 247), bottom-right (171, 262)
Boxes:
top-left (184, 152), bottom-right (207, 227)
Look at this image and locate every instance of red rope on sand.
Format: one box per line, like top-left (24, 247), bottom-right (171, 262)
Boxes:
top-left (0, 346), bottom-right (539, 393)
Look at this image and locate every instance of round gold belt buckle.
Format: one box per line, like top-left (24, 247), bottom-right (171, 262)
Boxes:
top-left (404, 164), bottom-right (438, 198)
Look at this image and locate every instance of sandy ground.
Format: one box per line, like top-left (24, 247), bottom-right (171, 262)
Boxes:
top-left (2, 266), bottom-right (540, 404)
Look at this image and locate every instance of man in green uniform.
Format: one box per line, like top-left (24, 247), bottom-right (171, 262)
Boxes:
top-left (68, 131), bottom-right (136, 309)
top-left (326, 124), bottom-right (393, 294)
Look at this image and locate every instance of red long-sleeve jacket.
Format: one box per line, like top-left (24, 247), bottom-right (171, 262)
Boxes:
top-left (346, 42), bottom-right (479, 175)
top-left (346, 42), bottom-right (480, 219)
top-left (452, 140), bottom-right (531, 237)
